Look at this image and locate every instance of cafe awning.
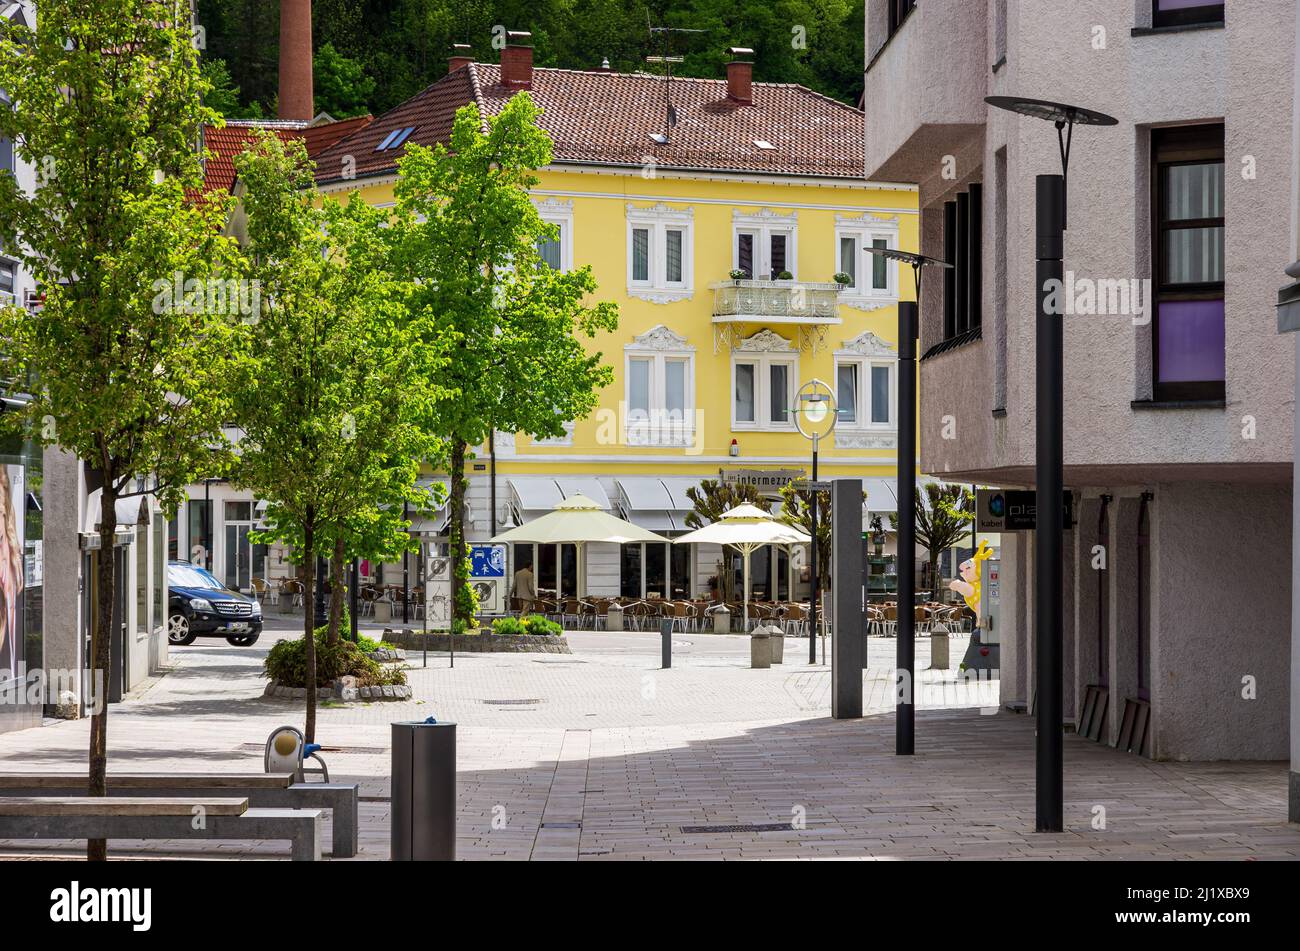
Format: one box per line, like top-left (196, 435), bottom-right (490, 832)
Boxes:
top-left (555, 477), bottom-right (610, 510)
top-left (82, 490), bottom-right (159, 536)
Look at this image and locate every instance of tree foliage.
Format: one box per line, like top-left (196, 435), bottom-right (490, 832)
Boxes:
top-left (195, 0), bottom-right (865, 119)
top-left (230, 132), bottom-right (446, 736)
top-left (391, 93), bottom-right (617, 631)
top-left (0, 0), bottom-right (243, 860)
top-left (915, 483), bottom-right (975, 602)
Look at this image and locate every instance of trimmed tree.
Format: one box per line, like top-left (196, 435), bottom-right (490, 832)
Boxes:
top-left (230, 132), bottom-right (446, 740)
top-left (391, 93), bottom-right (618, 633)
top-left (915, 482), bottom-right (975, 602)
top-left (684, 480), bottom-right (770, 602)
top-left (0, 1), bottom-right (242, 860)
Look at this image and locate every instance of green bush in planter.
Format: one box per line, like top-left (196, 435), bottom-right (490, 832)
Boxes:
top-left (264, 627), bottom-right (407, 688)
top-left (492, 617), bottom-right (526, 636)
top-left (522, 614), bottom-right (562, 636)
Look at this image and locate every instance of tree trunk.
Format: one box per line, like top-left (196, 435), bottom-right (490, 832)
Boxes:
top-left (327, 536), bottom-right (345, 645)
top-left (930, 550), bottom-right (941, 603)
top-left (303, 511), bottom-right (317, 744)
top-left (87, 472), bottom-right (117, 861)
top-left (448, 441), bottom-right (470, 631)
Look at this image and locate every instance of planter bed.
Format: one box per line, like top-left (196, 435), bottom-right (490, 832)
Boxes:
top-left (263, 677), bottom-right (413, 702)
top-left (381, 627), bottom-right (571, 654)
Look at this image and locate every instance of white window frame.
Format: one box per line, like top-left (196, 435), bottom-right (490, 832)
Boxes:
top-left (623, 325), bottom-right (696, 446)
top-left (730, 329), bottom-right (798, 431)
top-left (626, 203), bottom-right (694, 303)
top-left (835, 213), bottom-right (900, 305)
top-left (833, 331), bottom-right (900, 437)
top-left (733, 209), bottom-right (799, 281)
top-left (535, 198), bottom-right (574, 272)
top-left (835, 357), bottom-right (896, 429)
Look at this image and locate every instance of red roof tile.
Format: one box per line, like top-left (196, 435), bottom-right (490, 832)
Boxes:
top-left (313, 63), bottom-right (865, 186)
top-left (201, 115), bottom-right (376, 196)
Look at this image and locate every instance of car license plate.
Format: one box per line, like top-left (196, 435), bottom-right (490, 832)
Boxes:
top-left (229, 622), bottom-right (249, 633)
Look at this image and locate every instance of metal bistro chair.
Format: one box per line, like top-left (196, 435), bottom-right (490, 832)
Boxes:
top-left (561, 598), bottom-right (586, 631)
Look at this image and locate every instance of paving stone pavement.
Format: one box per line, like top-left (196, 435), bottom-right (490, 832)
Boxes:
top-left (0, 623), bottom-right (1294, 861)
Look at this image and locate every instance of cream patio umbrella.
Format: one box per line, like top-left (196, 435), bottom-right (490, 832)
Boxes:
top-left (490, 494), bottom-right (668, 596)
top-left (672, 503), bottom-right (812, 630)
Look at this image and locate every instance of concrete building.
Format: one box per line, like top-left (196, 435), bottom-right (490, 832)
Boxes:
top-left (1275, 0), bottom-right (1300, 823)
top-left (866, 0), bottom-right (1294, 762)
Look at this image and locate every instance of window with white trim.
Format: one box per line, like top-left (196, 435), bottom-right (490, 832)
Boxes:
top-left (733, 210), bottom-right (798, 280)
top-left (835, 357), bottom-right (895, 428)
top-left (535, 198), bottom-right (574, 272)
top-left (732, 349), bottom-right (798, 430)
top-left (835, 215), bottom-right (900, 303)
top-left (624, 325), bottom-right (696, 446)
top-left (0, 259), bottom-right (14, 305)
top-left (627, 203), bottom-right (694, 302)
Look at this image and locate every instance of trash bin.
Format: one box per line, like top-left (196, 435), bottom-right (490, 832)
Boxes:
top-left (712, 606), bottom-right (731, 634)
top-left (767, 624), bottom-right (785, 664)
top-left (750, 628), bottom-right (771, 669)
top-left (605, 602), bottom-right (623, 631)
top-left (391, 719), bottom-right (456, 861)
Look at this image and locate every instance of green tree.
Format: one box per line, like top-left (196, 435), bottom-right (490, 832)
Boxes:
top-left (201, 57), bottom-right (265, 120)
top-left (314, 42), bottom-right (376, 118)
top-left (392, 93), bottom-right (618, 632)
top-left (915, 483), bottom-right (975, 603)
top-left (0, 0), bottom-right (243, 860)
top-left (231, 132), bottom-right (446, 739)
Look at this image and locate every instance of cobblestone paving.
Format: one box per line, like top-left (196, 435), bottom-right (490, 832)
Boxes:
top-left (0, 622), bottom-right (1294, 861)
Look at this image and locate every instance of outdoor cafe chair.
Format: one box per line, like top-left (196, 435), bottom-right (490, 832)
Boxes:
top-left (624, 600), bottom-right (655, 631)
top-left (783, 602), bottom-right (807, 638)
top-left (561, 598), bottom-right (586, 630)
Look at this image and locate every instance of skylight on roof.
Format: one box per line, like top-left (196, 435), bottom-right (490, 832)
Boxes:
top-left (375, 127), bottom-right (417, 152)
top-left (754, 139), bottom-right (776, 151)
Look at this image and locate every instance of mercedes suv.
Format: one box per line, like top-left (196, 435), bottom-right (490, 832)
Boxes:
top-left (167, 561), bottom-right (263, 646)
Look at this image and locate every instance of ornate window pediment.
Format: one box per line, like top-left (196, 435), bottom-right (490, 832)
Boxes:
top-left (736, 328), bottom-right (795, 352)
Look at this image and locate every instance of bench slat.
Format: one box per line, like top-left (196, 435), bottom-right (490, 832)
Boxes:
top-left (0, 773), bottom-right (293, 789)
top-left (0, 797), bottom-right (249, 817)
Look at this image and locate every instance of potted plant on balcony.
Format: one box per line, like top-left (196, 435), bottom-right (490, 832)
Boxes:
top-left (728, 268), bottom-right (746, 284)
top-left (775, 270), bottom-right (794, 282)
top-left (833, 272), bottom-right (853, 289)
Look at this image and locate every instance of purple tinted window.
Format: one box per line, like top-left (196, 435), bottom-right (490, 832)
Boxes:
top-left (1157, 299), bottom-right (1224, 383)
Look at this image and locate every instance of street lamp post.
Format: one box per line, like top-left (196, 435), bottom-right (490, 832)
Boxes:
top-left (985, 95), bottom-right (1116, 831)
top-left (862, 247), bottom-right (952, 757)
top-left (794, 379), bottom-right (837, 665)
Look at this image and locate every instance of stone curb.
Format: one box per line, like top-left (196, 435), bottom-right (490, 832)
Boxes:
top-left (380, 628), bottom-right (571, 654)
top-left (262, 679), bottom-right (413, 702)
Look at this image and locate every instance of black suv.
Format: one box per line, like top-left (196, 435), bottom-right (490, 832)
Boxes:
top-left (167, 561), bottom-right (263, 646)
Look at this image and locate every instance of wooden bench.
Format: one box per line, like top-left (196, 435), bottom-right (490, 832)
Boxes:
top-left (0, 795), bottom-right (323, 861)
top-left (0, 773), bottom-right (359, 857)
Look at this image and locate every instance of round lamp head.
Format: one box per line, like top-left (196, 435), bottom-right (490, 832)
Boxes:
top-left (984, 96), bottom-right (1118, 127)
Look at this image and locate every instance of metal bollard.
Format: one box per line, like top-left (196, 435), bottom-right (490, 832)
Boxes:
top-left (929, 623), bottom-right (950, 670)
top-left (660, 619), bottom-right (672, 669)
top-left (767, 624), bottom-right (785, 664)
top-left (750, 628), bottom-right (771, 669)
top-left (391, 719), bottom-right (456, 861)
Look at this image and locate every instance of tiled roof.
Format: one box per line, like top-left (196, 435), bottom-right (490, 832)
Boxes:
top-left (201, 124), bottom-right (300, 195)
top-left (313, 62), bottom-right (865, 186)
top-left (201, 116), bottom-right (375, 195)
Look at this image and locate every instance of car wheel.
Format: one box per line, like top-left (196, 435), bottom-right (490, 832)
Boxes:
top-left (168, 613), bottom-right (197, 646)
top-left (226, 634), bottom-right (260, 647)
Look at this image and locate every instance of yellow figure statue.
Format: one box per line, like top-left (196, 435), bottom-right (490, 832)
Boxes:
top-left (948, 540), bottom-right (994, 616)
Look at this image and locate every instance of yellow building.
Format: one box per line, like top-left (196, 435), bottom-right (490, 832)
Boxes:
top-left (307, 37), bottom-right (920, 611)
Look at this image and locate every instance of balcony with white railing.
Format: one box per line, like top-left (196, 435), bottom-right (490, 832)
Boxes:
top-left (710, 279), bottom-right (843, 353)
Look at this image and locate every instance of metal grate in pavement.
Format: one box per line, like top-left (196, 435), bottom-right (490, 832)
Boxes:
top-left (480, 698), bottom-right (544, 705)
top-left (680, 823), bottom-right (794, 834)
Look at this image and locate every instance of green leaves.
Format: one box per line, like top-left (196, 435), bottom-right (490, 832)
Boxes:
top-left (229, 131), bottom-right (448, 567)
top-left (0, 0), bottom-right (243, 512)
top-left (391, 93), bottom-right (619, 628)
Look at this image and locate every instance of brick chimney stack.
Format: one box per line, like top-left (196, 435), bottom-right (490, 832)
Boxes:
top-left (726, 47), bottom-right (754, 105)
top-left (449, 44), bottom-right (474, 74)
top-left (501, 31), bottom-right (534, 89)
top-left (278, 0), bottom-right (314, 121)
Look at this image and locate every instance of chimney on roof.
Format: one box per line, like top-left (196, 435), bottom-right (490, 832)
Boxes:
top-left (501, 31), bottom-right (533, 89)
top-left (278, 0), bottom-right (314, 121)
top-left (449, 43), bottom-right (473, 75)
top-left (726, 47), bottom-right (754, 106)
top-left (597, 56), bottom-right (612, 72)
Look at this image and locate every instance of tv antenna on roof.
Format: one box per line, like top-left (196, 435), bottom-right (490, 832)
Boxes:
top-left (646, 14), bottom-right (705, 145)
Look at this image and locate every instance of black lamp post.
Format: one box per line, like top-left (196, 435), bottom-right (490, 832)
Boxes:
top-left (984, 95), bottom-right (1116, 832)
top-left (863, 247), bottom-right (951, 757)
